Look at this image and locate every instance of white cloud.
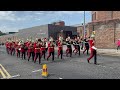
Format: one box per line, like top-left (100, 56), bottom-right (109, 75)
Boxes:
top-left (0, 25), bottom-right (18, 33)
top-left (0, 11), bottom-right (26, 21)
top-left (0, 11), bottom-right (91, 22)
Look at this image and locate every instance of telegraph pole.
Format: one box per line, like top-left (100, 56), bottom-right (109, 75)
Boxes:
top-left (83, 11), bottom-right (86, 39)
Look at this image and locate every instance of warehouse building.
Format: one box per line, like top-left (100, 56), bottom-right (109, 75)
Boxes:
top-left (18, 21), bottom-right (78, 41)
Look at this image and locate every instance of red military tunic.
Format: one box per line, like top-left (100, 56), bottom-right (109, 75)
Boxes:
top-left (34, 43), bottom-right (41, 53)
top-left (89, 39), bottom-right (93, 51)
top-left (20, 44), bottom-right (25, 52)
top-left (40, 44), bottom-right (46, 52)
top-left (58, 41), bottom-right (62, 51)
top-left (48, 42), bottom-right (54, 52)
top-left (28, 43), bottom-right (33, 53)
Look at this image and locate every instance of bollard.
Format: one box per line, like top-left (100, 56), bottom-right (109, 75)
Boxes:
top-left (42, 64), bottom-right (48, 77)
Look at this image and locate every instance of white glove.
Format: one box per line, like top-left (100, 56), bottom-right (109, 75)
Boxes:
top-left (92, 46), bottom-right (97, 50)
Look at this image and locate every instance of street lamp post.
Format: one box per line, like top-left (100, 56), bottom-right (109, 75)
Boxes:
top-left (83, 11), bottom-right (86, 39)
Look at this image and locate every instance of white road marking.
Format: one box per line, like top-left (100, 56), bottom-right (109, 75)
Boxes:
top-left (102, 66), bottom-right (106, 67)
top-left (32, 69), bottom-right (42, 73)
top-left (10, 74), bottom-right (20, 78)
top-left (109, 67), bottom-right (114, 69)
top-left (59, 77), bottom-right (63, 79)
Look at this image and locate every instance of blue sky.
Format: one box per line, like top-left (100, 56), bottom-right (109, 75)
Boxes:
top-left (0, 11), bottom-right (91, 33)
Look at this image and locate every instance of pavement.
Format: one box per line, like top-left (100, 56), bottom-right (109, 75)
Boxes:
top-left (96, 49), bottom-right (120, 57)
top-left (57, 45), bottom-right (120, 57)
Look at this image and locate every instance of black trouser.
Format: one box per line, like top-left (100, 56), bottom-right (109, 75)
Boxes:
top-left (17, 50), bottom-right (20, 58)
top-left (28, 52), bottom-right (34, 61)
top-left (66, 48), bottom-right (72, 57)
top-left (6, 47), bottom-right (9, 54)
top-left (117, 46), bottom-right (120, 50)
top-left (45, 48), bottom-right (48, 53)
top-left (76, 45), bottom-right (80, 55)
top-left (58, 50), bottom-right (63, 59)
top-left (21, 52), bottom-right (26, 60)
top-left (11, 48), bottom-right (15, 56)
top-left (81, 43), bottom-right (83, 50)
top-left (93, 50), bottom-right (97, 64)
top-left (83, 46), bottom-right (89, 55)
top-left (41, 51), bottom-right (46, 59)
top-left (34, 53), bottom-right (41, 64)
top-left (47, 51), bottom-right (54, 61)
top-left (87, 49), bottom-right (97, 64)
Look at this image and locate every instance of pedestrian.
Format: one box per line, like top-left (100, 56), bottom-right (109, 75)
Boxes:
top-left (116, 39), bottom-right (120, 51)
top-left (87, 41), bottom-right (97, 64)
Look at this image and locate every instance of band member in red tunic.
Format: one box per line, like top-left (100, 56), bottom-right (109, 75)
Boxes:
top-left (66, 37), bottom-right (72, 57)
top-left (28, 42), bottom-right (34, 61)
top-left (5, 41), bottom-right (9, 54)
top-left (16, 41), bottom-right (21, 58)
top-left (47, 39), bottom-right (55, 61)
top-left (20, 43), bottom-right (26, 60)
top-left (40, 39), bottom-right (46, 60)
top-left (10, 41), bottom-right (16, 56)
top-left (8, 41), bottom-right (12, 55)
top-left (57, 40), bottom-right (63, 59)
top-left (88, 37), bottom-right (94, 53)
top-left (34, 41), bottom-right (41, 64)
top-left (87, 40), bottom-right (97, 64)
top-left (83, 38), bottom-right (89, 55)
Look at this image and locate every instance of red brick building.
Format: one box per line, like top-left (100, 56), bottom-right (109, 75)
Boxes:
top-left (91, 11), bottom-right (120, 49)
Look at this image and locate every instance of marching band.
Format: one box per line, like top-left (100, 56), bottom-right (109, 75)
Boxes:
top-left (4, 35), bottom-right (97, 64)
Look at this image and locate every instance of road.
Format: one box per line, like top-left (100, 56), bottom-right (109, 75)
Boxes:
top-left (0, 45), bottom-right (120, 79)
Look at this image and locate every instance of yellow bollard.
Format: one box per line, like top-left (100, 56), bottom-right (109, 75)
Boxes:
top-left (42, 64), bottom-right (48, 77)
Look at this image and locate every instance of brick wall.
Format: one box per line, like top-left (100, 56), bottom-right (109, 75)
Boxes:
top-left (92, 11), bottom-right (120, 22)
top-left (95, 26), bottom-right (115, 49)
top-left (113, 11), bottom-right (120, 19)
top-left (94, 19), bottom-right (120, 49)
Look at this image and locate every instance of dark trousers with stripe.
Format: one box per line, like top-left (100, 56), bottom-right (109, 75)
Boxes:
top-left (66, 48), bottom-right (72, 57)
top-left (75, 45), bottom-right (80, 55)
top-left (47, 51), bottom-right (54, 61)
top-left (58, 49), bottom-right (63, 59)
top-left (17, 50), bottom-right (20, 58)
top-left (87, 50), bottom-right (97, 64)
top-left (41, 51), bottom-right (46, 59)
top-left (28, 52), bottom-right (34, 61)
top-left (21, 51), bottom-right (26, 60)
top-left (83, 46), bottom-right (89, 55)
top-left (34, 53), bottom-right (41, 64)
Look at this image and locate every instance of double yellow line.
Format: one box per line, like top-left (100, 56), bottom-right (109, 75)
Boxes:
top-left (0, 64), bottom-right (11, 79)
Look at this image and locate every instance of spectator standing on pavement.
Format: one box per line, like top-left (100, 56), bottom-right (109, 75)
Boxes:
top-left (116, 39), bottom-right (120, 51)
